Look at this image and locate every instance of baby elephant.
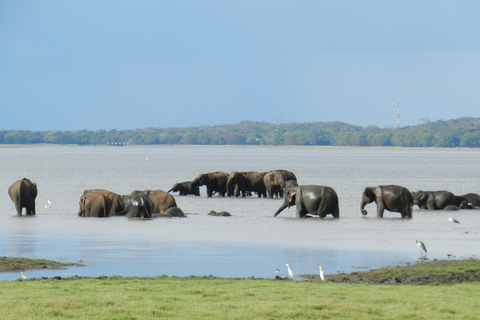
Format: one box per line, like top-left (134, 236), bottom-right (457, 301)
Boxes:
top-left (361, 185), bottom-right (413, 218)
top-left (168, 181), bottom-right (200, 196)
top-left (274, 185), bottom-right (339, 218)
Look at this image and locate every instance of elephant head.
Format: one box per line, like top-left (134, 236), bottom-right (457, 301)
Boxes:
top-left (412, 191), bottom-right (427, 208)
top-left (360, 187), bottom-right (376, 215)
top-left (273, 187), bottom-right (298, 217)
top-left (191, 174), bottom-right (209, 187)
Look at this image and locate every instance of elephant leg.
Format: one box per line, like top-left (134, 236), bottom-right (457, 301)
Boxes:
top-left (15, 203), bottom-right (22, 216)
top-left (376, 205), bottom-right (384, 218)
top-left (206, 187), bottom-right (213, 197)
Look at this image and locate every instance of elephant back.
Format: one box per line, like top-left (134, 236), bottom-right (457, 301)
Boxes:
top-left (133, 190), bottom-right (177, 213)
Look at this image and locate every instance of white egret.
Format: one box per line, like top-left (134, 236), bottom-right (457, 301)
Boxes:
top-left (21, 272), bottom-right (27, 280)
top-left (285, 263), bottom-right (295, 280)
top-left (45, 200), bottom-right (51, 208)
top-left (449, 217), bottom-right (459, 224)
top-left (416, 240), bottom-right (427, 256)
top-left (319, 266), bottom-right (325, 281)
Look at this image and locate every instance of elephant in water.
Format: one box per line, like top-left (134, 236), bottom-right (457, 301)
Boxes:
top-left (79, 192), bottom-right (112, 217)
top-left (123, 193), bottom-right (154, 218)
top-left (208, 210), bottom-right (231, 216)
top-left (412, 190), bottom-right (458, 210)
top-left (264, 170), bottom-right (297, 198)
top-left (458, 193), bottom-right (480, 208)
top-left (191, 172), bottom-right (229, 197)
top-left (8, 178), bottom-right (38, 215)
top-left (80, 189), bottom-right (125, 217)
top-left (226, 171), bottom-right (266, 197)
top-left (274, 185), bottom-right (339, 218)
top-left (154, 206), bottom-right (185, 218)
top-left (131, 190), bottom-right (177, 213)
top-left (168, 181), bottom-right (200, 196)
top-left (361, 185), bottom-right (413, 218)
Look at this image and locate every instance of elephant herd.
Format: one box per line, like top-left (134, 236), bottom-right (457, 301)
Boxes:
top-left (171, 169), bottom-right (299, 198)
top-left (6, 175), bottom-right (480, 220)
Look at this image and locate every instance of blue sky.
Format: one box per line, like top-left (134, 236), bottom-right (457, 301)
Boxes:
top-left (2, 1), bottom-right (480, 131)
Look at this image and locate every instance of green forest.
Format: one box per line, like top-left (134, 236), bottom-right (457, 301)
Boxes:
top-left (1, 117), bottom-right (480, 148)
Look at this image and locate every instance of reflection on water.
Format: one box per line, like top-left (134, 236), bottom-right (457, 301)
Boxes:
top-left (0, 146), bottom-right (479, 280)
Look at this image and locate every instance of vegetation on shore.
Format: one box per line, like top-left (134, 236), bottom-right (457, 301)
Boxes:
top-left (0, 257), bottom-right (80, 273)
top-left (1, 258), bottom-right (480, 319)
top-left (1, 117), bottom-right (480, 148)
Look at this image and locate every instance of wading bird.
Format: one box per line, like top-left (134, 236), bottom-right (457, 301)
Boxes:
top-left (449, 217), bottom-right (459, 224)
top-left (416, 240), bottom-right (427, 256)
top-left (21, 272), bottom-right (27, 280)
top-left (319, 266), bottom-right (325, 281)
top-left (285, 264), bottom-right (295, 280)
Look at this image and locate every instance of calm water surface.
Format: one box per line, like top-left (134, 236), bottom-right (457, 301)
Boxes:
top-left (0, 146), bottom-right (479, 280)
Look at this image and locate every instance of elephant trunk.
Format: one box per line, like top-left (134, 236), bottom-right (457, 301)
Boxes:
top-left (274, 200), bottom-right (291, 217)
top-left (360, 197), bottom-right (368, 215)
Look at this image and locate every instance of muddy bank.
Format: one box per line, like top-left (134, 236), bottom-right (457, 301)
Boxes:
top-left (0, 257), bottom-right (83, 273)
top-left (300, 258), bottom-right (480, 284)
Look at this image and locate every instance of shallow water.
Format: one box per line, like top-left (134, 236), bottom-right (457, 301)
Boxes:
top-left (0, 146), bottom-right (479, 280)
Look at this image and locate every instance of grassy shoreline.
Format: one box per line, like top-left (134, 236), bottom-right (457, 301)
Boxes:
top-left (1, 258), bottom-right (479, 319)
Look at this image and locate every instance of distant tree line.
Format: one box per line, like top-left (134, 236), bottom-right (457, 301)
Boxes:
top-left (1, 117), bottom-right (480, 148)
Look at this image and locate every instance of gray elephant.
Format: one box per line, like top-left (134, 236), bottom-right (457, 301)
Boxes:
top-left (361, 185), bottom-right (413, 218)
top-left (191, 172), bottom-right (229, 197)
top-left (123, 193), bottom-right (154, 218)
top-left (274, 185), bottom-right (339, 218)
top-left (264, 170), bottom-right (297, 198)
top-left (80, 189), bottom-right (125, 217)
top-left (458, 193), bottom-right (480, 208)
top-left (208, 210), bottom-right (231, 216)
top-left (153, 206), bottom-right (185, 217)
top-left (226, 171), bottom-right (266, 197)
top-left (168, 181), bottom-right (200, 196)
top-left (79, 192), bottom-right (112, 217)
top-left (8, 178), bottom-right (38, 216)
top-left (131, 190), bottom-right (177, 213)
top-left (412, 190), bottom-right (457, 210)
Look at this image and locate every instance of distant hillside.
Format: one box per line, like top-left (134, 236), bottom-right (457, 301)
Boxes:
top-left (1, 117), bottom-right (480, 148)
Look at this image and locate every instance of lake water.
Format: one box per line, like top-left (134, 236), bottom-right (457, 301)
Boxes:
top-left (0, 146), bottom-right (479, 280)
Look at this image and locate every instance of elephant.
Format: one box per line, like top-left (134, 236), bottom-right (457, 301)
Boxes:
top-left (8, 178), bottom-right (38, 216)
top-left (123, 193), bottom-right (154, 218)
top-left (208, 210), bottom-right (231, 216)
top-left (274, 185), bottom-right (339, 218)
top-left (361, 185), bottom-right (413, 218)
top-left (153, 206), bottom-right (185, 217)
top-left (458, 193), bottom-right (480, 208)
top-left (131, 190), bottom-right (177, 213)
top-left (412, 190), bottom-right (458, 210)
top-left (226, 171), bottom-right (266, 197)
top-left (191, 172), bottom-right (229, 197)
top-left (79, 192), bottom-right (112, 217)
top-left (80, 189), bottom-right (125, 217)
top-left (264, 170), bottom-right (297, 198)
top-left (168, 181), bottom-right (200, 196)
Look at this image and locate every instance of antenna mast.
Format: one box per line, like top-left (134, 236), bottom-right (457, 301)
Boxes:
top-left (396, 101), bottom-right (400, 128)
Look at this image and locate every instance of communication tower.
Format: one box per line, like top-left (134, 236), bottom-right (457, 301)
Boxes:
top-left (396, 101), bottom-right (400, 128)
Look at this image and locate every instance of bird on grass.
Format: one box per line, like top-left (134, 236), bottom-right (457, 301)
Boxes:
top-left (449, 217), bottom-right (459, 224)
top-left (21, 272), bottom-right (27, 280)
top-left (416, 240), bottom-right (427, 256)
top-left (319, 266), bottom-right (325, 281)
top-left (285, 264), bottom-right (295, 280)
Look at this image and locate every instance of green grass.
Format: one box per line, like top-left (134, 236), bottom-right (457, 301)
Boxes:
top-left (1, 275), bottom-right (480, 319)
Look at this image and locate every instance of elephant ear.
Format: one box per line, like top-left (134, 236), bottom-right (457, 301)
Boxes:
top-left (364, 188), bottom-right (375, 201)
